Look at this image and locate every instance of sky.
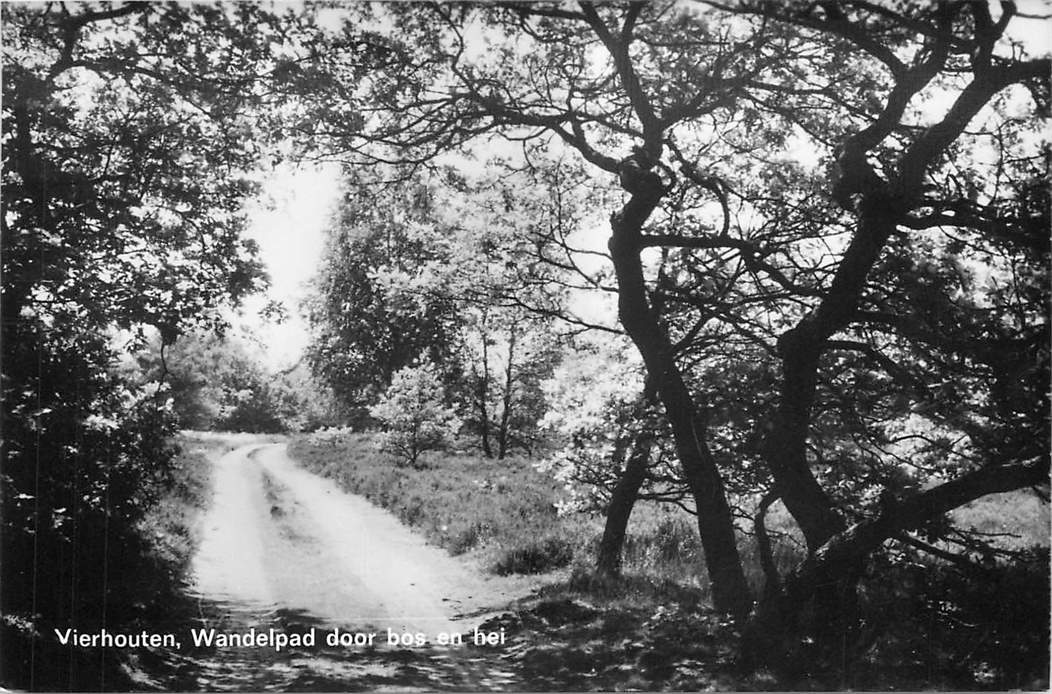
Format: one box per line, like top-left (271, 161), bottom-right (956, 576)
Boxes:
top-left (237, 162), bottom-right (343, 371)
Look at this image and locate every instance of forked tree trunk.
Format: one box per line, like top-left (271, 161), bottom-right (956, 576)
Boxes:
top-left (608, 179), bottom-right (752, 619)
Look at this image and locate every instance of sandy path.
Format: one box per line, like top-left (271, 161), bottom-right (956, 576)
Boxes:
top-left (191, 441), bottom-right (531, 641)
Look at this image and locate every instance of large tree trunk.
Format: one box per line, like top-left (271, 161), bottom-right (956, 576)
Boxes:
top-left (762, 200), bottom-right (901, 550)
top-left (608, 178), bottom-right (752, 618)
top-left (751, 202), bottom-right (903, 667)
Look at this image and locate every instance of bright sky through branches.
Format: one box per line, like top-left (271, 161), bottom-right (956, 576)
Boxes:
top-left (240, 162), bottom-right (342, 371)
top-left (238, 0), bottom-right (1050, 372)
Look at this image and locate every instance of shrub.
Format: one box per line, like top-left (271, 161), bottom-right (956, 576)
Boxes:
top-left (494, 536), bottom-right (574, 575)
top-left (369, 360), bottom-right (461, 467)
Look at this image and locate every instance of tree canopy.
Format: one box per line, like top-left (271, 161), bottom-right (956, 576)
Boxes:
top-left (286, 0), bottom-right (1049, 638)
top-left (2, 0), bottom-right (1048, 685)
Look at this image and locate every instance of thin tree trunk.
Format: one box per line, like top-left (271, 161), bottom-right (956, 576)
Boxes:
top-left (597, 378), bottom-right (658, 577)
top-left (754, 490), bottom-right (781, 599)
top-left (497, 321), bottom-right (517, 459)
top-left (596, 429), bottom-right (653, 577)
top-left (475, 315), bottom-right (493, 458)
top-left (608, 178), bottom-right (752, 619)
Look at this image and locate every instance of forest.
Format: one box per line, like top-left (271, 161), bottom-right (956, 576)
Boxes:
top-left (2, 1), bottom-right (1049, 690)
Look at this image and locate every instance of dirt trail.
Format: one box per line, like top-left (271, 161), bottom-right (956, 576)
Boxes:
top-left (191, 441), bottom-right (531, 640)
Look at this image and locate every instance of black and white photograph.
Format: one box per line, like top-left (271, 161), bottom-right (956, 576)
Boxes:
top-left (2, 1), bottom-right (1050, 690)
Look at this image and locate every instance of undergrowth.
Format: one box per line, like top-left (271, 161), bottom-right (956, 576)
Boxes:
top-left (1, 432), bottom-right (227, 690)
top-left (135, 432), bottom-right (218, 577)
top-left (287, 428), bottom-right (1049, 690)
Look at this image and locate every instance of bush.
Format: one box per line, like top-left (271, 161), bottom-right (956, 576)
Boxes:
top-left (494, 536), bottom-right (574, 575)
top-left (369, 360), bottom-right (461, 467)
top-left (841, 546), bottom-right (1051, 689)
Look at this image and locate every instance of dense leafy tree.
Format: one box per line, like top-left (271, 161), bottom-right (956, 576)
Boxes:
top-left (128, 331), bottom-right (316, 433)
top-left (378, 172), bottom-right (577, 458)
top-left (457, 305), bottom-right (560, 458)
top-left (307, 165), bottom-right (579, 451)
top-left (305, 179), bottom-right (459, 417)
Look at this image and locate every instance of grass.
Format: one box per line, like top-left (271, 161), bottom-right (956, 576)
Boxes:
top-left (286, 429), bottom-right (1048, 586)
top-left (287, 430), bottom-right (810, 594)
top-left (951, 489), bottom-right (1051, 549)
top-left (289, 429), bottom-right (1051, 585)
top-left (288, 430), bottom-right (584, 574)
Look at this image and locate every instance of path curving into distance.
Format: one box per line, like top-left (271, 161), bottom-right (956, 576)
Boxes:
top-left (191, 441), bottom-right (529, 638)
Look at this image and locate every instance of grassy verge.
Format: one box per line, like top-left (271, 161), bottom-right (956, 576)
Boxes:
top-left (288, 429), bottom-right (807, 591)
top-left (289, 430), bottom-right (586, 575)
top-left (951, 489), bottom-right (1050, 549)
top-left (0, 431), bottom-right (235, 690)
top-left (135, 432), bottom-right (218, 578)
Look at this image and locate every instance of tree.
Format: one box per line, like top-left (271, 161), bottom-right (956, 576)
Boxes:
top-left (697, 1), bottom-right (1051, 656)
top-left (127, 330), bottom-right (330, 433)
top-left (1, 4), bottom-right (281, 686)
top-left (458, 305), bottom-right (558, 458)
top-left (410, 174), bottom-right (573, 459)
top-left (542, 363), bottom-right (662, 577)
top-left (285, 1), bottom-right (769, 616)
top-left (307, 163), bottom-right (578, 450)
top-left (305, 179), bottom-right (459, 418)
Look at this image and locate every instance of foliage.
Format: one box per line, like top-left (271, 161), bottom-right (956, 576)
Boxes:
top-left (306, 167), bottom-right (576, 450)
top-left (456, 306), bottom-right (562, 458)
top-left (125, 331), bottom-right (280, 432)
top-left (369, 360), bottom-right (462, 467)
top-left (376, 169), bottom-right (582, 457)
top-left (842, 546), bottom-right (1051, 690)
top-left (271, 360), bottom-right (348, 433)
top-left (305, 180), bottom-right (459, 414)
top-left (124, 327), bottom-right (348, 434)
top-left (540, 338), bottom-right (687, 513)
